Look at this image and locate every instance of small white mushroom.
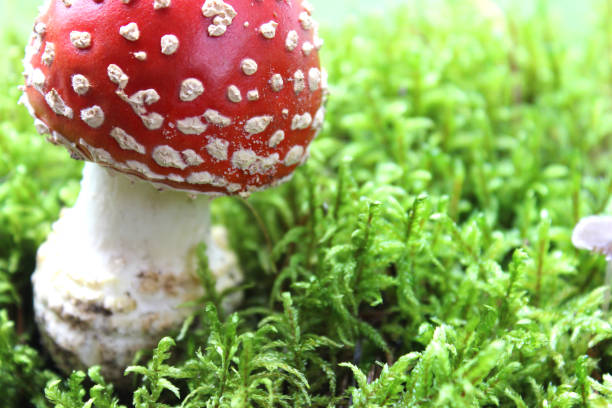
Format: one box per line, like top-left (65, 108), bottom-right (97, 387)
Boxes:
top-left (573, 215), bottom-right (612, 310)
top-left (573, 216), bottom-right (612, 259)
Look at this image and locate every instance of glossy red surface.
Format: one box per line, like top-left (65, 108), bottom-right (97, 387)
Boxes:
top-left (23, 0), bottom-right (325, 195)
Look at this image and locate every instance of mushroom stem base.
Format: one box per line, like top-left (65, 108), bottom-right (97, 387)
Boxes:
top-left (32, 163), bottom-right (241, 382)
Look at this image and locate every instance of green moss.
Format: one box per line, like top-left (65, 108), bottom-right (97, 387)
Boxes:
top-left (3, 1), bottom-right (612, 406)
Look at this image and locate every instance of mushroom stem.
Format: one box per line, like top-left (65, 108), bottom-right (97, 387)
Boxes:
top-left (605, 259), bottom-right (612, 312)
top-left (32, 162), bottom-right (241, 381)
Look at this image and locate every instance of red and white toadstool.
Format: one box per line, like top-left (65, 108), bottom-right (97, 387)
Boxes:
top-left (21, 0), bottom-right (326, 379)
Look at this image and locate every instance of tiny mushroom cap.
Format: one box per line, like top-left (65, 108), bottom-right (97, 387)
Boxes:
top-left (21, 0), bottom-right (327, 196)
top-left (571, 216), bottom-right (612, 260)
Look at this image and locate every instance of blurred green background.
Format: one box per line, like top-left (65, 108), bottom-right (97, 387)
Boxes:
top-left (0, 0), bottom-right (596, 37)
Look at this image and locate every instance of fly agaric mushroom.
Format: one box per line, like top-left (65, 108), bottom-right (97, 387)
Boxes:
top-left (572, 216), bottom-right (612, 310)
top-left (21, 0), bottom-right (326, 380)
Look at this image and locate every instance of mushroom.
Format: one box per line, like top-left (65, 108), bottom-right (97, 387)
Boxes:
top-left (572, 216), bottom-right (612, 310)
top-left (20, 0), bottom-right (326, 380)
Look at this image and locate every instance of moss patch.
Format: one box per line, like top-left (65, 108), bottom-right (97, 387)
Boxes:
top-left (3, 1), bottom-right (612, 406)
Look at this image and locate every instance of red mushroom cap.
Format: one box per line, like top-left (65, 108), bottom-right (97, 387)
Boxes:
top-left (22, 0), bottom-right (326, 195)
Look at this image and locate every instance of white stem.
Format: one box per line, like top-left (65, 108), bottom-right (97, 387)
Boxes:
top-left (32, 163), bottom-right (241, 381)
top-left (77, 162), bottom-right (212, 269)
top-left (605, 260), bottom-right (612, 313)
